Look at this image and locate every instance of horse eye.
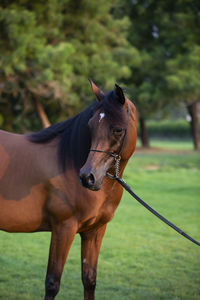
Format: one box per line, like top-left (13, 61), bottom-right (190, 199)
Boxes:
top-left (113, 128), bottom-right (123, 135)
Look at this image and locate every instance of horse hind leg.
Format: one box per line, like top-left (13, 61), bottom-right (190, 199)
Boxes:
top-left (44, 218), bottom-right (77, 300)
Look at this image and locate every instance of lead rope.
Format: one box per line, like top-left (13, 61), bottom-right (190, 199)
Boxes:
top-left (114, 175), bottom-right (200, 246)
top-left (109, 170), bottom-right (200, 247)
top-left (89, 149), bottom-right (200, 246)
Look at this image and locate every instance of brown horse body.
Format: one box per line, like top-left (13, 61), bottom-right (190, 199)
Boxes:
top-left (0, 82), bottom-right (137, 300)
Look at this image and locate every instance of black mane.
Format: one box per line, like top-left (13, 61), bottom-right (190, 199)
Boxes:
top-left (27, 90), bottom-right (126, 171)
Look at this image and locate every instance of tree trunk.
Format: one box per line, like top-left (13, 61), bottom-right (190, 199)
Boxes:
top-left (33, 97), bottom-right (51, 128)
top-left (187, 100), bottom-right (200, 150)
top-left (139, 116), bottom-right (150, 148)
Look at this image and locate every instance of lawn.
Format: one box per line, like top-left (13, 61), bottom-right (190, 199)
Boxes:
top-left (0, 140), bottom-right (199, 300)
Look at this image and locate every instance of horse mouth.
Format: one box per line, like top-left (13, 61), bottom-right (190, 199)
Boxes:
top-left (80, 180), bottom-right (101, 191)
top-left (87, 185), bottom-right (101, 191)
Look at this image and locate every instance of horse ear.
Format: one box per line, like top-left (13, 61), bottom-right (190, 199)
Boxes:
top-left (115, 83), bottom-right (125, 105)
top-left (89, 79), bottom-right (104, 102)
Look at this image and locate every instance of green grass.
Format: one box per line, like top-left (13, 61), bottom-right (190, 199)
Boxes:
top-left (0, 140), bottom-right (200, 300)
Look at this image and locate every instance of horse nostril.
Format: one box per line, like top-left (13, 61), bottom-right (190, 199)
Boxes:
top-left (80, 172), bottom-right (96, 188)
top-left (87, 173), bottom-right (95, 186)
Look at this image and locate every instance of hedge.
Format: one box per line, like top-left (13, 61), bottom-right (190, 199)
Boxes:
top-left (138, 119), bottom-right (191, 138)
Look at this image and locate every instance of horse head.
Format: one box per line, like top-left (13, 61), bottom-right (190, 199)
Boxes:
top-left (79, 80), bottom-right (137, 191)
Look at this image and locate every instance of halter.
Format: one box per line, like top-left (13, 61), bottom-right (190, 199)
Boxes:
top-left (89, 103), bottom-right (131, 179)
top-left (89, 129), bottom-right (126, 179)
top-left (89, 149), bottom-right (122, 179)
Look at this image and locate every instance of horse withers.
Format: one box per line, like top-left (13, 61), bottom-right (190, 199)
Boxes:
top-left (0, 81), bottom-right (137, 300)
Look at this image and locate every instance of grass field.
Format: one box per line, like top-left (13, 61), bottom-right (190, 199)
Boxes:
top-left (0, 140), bottom-right (199, 300)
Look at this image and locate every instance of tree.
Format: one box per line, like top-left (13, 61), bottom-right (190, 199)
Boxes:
top-left (162, 1), bottom-right (200, 150)
top-left (114, 0), bottom-right (169, 147)
top-left (0, 1), bottom-right (75, 131)
top-left (0, 0), bottom-right (138, 132)
top-left (115, 0), bottom-right (200, 149)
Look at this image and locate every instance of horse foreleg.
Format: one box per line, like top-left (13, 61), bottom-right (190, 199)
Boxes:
top-left (44, 218), bottom-right (77, 300)
top-left (80, 224), bottom-right (107, 300)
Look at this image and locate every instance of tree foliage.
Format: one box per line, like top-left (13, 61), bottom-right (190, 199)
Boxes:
top-left (0, 0), bottom-right (199, 149)
top-left (115, 0), bottom-right (200, 148)
top-left (0, 0), bottom-right (138, 131)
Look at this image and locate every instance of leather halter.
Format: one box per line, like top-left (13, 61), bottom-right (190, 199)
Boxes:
top-left (89, 129), bottom-right (126, 179)
top-left (89, 102), bottom-right (130, 179)
top-left (89, 149), bottom-right (122, 179)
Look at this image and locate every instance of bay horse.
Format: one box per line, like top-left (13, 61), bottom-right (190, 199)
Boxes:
top-left (0, 81), bottom-right (137, 300)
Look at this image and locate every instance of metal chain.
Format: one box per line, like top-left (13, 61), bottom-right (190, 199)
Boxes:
top-left (106, 155), bottom-right (121, 179)
top-left (115, 155), bottom-right (121, 178)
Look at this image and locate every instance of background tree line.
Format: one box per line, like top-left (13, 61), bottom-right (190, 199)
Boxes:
top-left (0, 0), bottom-right (199, 149)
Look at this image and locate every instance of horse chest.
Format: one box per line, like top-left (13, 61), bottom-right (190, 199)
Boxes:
top-left (78, 208), bottom-right (114, 232)
top-left (99, 204), bottom-right (115, 223)
top-left (78, 191), bottom-right (122, 232)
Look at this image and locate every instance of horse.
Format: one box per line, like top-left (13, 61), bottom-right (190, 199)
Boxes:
top-left (0, 80), bottom-right (137, 300)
